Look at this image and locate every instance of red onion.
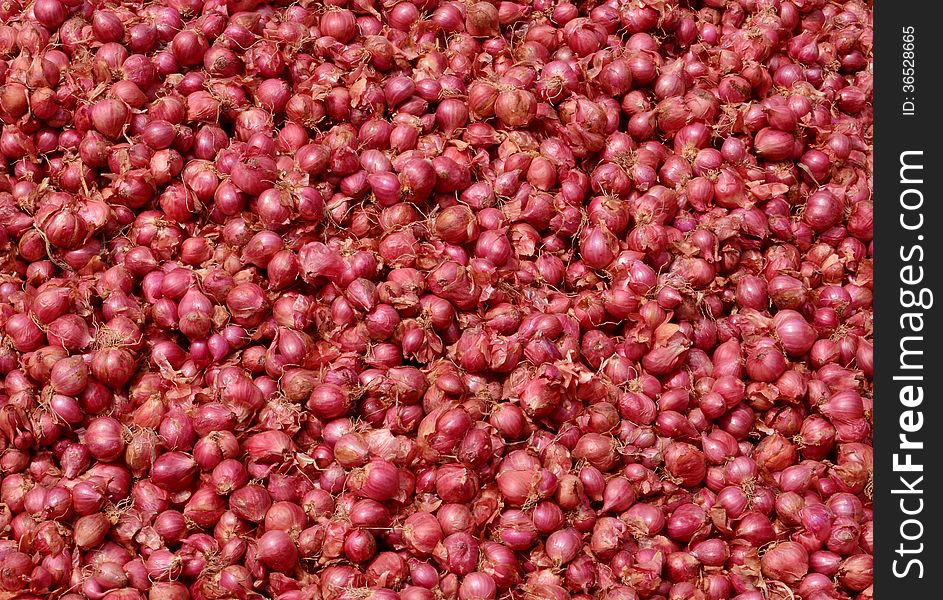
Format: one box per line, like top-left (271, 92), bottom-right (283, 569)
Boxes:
top-left (0, 3), bottom-right (873, 599)
top-left (761, 542), bottom-right (809, 584)
top-left (84, 417), bottom-right (125, 462)
top-left (664, 442), bottom-right (707, 487)
top-left (545, 528), bottom-right (581, 565)
top-left (256, 530), bottom-right (298, 572)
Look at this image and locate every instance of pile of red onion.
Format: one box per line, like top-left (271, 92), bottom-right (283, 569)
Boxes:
top-left (0, 0), bottom-right (872, 599)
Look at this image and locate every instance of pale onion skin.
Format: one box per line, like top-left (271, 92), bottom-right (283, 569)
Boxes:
top-left (0, 0), bottom-right (871, 599)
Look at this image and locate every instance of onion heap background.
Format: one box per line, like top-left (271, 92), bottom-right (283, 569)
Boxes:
top-left (0, 0), bottom-right (873, 599)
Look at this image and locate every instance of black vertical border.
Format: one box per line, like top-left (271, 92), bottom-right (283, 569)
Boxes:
top-left (874, 1), bottom-right (941, 596)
